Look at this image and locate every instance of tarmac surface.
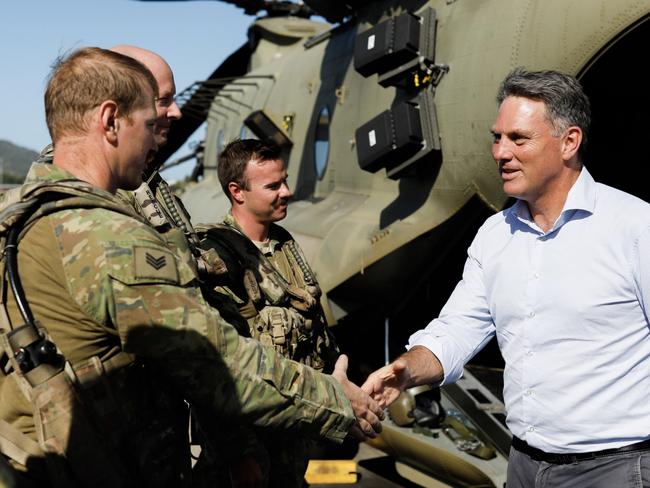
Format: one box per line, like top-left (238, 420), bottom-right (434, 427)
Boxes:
top-left (307, 443), bottom-right (435, 488)
top-left (192, 438), bottom-right (450, 487)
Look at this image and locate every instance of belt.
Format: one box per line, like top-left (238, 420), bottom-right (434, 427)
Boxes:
top-left (511, 436), bottom-right (650, 465)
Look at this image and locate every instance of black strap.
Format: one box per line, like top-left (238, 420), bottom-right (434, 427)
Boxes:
top-left (3, 218), bottom-right (61, 375)
top-left (6, 227), bottom-right (35, 326)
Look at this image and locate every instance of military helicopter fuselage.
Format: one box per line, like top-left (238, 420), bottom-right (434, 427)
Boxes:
top-left (169, 0), bottom-right (650, 485)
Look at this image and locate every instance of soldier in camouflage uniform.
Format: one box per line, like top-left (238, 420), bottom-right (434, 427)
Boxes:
top-left (191, 139), bottom-right (341, 488)
top-left (108, 45), bottom-right (273, 487)
top-left (32, 46), bottom-right (286, 486)
top-left (0, 47), bottom-right (382, 487)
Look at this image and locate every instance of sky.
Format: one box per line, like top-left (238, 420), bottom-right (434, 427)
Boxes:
top-left (0, 0), bottom-right (256, 181)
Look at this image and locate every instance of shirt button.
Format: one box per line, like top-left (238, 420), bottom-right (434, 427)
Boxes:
top-left (529, 311), bottom-right (535, 318)
top-left (525, 389), bottom-right (533, 396)
top-left (528, 426), bottom-right (535, 432)
top-left (527, 350), bottom-right (533, 356)
top-left (534, 272), bottom-right (540, 279)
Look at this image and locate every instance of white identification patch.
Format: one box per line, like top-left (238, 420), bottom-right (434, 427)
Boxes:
top-left (368, 130), bottom-right (377, 147)
top-left (367, 34), bottom-right (375, 50)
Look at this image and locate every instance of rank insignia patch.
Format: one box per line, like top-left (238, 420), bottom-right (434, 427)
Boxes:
top-left (134, 246), bottom-right (178, 282)
top-left (146, 252), bottom-right (166, 270)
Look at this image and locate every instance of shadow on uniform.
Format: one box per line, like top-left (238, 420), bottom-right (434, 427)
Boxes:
top-left (5, 326), bottom-right (245, 488)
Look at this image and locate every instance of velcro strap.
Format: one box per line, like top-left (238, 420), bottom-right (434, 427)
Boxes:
top-left (6, 324), bottom-right (39, 351)
top-left (70, 352), bottom-right (135, 388)
top-left (24, 364), bottom-right (61, 387)
top-left (270, 309), bottom-right (286, 345)
top-left (0, 419), bottom-right (42, 466)
top-left (238, 299), bottom-right (259, 320)
top-left (286, 285), bottom-right (316, 311)
top-left (243, 269), bottom-right (262, 303)
top-left (132, 183), bottom-right (167, 228)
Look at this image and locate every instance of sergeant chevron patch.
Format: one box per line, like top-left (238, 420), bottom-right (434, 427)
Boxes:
top-left (146, 252), bottom-right (166, 270)
top-left (134, 246), bottom-right (178, 282)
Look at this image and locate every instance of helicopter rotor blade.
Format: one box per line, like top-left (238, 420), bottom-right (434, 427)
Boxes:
top-left (134, 0), bottom-right (313, 17)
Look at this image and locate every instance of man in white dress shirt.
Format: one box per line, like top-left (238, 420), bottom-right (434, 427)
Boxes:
top-left (363, 69), bottom-right (650, 487)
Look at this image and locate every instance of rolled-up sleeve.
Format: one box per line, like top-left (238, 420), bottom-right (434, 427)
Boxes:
top-left (407, 238), bottom-right (496, 385)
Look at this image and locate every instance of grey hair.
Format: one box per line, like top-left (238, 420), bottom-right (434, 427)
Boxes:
top-left (496, 68), bottom-right (591, 161)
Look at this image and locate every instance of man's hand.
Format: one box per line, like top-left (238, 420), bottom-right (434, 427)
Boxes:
top-left (332, 355), bottom-right (384, 441)
top-left (362, 347), bottom-right (444, 408)
top-left (361, 359), bottom-right (412, 408)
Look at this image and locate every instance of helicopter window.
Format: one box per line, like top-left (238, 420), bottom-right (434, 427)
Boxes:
top-left (238, 123), bottom-right (258, 141)
top-left (217, 129), bottom-right (225, 155)
top-left (314, 106), bottom-right (330, 180)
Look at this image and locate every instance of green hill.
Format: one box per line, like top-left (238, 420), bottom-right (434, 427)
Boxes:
top-left (0, 139), bottom-right (39, 183)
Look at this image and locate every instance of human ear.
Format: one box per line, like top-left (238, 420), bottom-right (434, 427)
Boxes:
top-left (229, 182), bottom-right (245, 204)
top-left (229, 181), bottom-right (245, 204)
top-left (99, 100), bottom-right (119, 144)
top-left (561, 126), bottom-right (582, 162)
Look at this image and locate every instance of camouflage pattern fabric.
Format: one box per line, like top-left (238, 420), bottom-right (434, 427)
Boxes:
top-left (34, 143), bottom-right (53, 165)
top-left (118, 173), bottom-right (262, 472)
top-left (0, 163), bottom-right (354, 487)
top-left (125, 173), bottom-right (200, 250)
top-left (195, 215), bottom-right (341, 488)
top-left (121, 169), bottom-right (341, 488)
top-left (119, 171), bottom-right (273, 485)
top-left (198, 214), bottom-right (340, 371)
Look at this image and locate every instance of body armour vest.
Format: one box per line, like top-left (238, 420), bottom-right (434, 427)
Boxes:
top-left (196, 215), bottom-right (339, 372)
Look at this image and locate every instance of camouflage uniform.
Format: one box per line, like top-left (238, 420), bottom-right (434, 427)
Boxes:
top-left (119, 174), bottom-right (267, 485)
top-left (122, 167), bottom-right (340, 487)
top-left (0, 163), bottom-right (355, 487)
top-left (196, 214), bottom-right (340, 488)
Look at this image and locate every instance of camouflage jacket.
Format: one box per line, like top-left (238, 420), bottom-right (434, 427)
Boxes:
top-left (118, 176), bottom-right (248, 331)
top-left (0, 164), bottom-right (354, 486)
top-left (197, 215), bottom-right (340, 372)
top-left (117, 173), bottom-right (261, 464)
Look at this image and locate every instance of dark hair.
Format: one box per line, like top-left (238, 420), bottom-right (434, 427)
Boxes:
top-left (497, 68), bottom-right (591, 161)
top-left (217, 139), bottom-right (282, 199)
top-left (45, 47), bottom-right (158, 142)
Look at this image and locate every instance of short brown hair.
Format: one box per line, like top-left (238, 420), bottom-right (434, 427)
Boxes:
top-left (45, 47), bottom-right (159, 141)
top-left (217, 139), bottom-right (282, 200)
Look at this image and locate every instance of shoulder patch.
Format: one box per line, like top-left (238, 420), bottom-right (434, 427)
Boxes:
top-left (134, 246), bottom-right (178, 282)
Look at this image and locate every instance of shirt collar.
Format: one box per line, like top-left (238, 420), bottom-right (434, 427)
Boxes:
top-left (510, 167), bottom-right (596, 234)
top-left (24, 162), bottom-right (80, 185)
top-left (560, 166), bottom-right (596, 214)
top-left (223, 211), bottom-right (281, 253)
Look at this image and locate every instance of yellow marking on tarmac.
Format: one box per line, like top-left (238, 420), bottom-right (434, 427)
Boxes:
top-left (305, 460), bottom-right (358, 484)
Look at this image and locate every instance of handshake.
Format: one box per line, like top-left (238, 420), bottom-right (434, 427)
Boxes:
top-left (330, 353), bottom-right (415, 441)
top-left (331, 346), bottom-right (440, 441)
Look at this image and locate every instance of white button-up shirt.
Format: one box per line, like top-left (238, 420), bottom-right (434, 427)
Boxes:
top-left (409, 168), bottom-right (650, 453)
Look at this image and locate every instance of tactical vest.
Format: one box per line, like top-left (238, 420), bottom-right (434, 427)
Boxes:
top-left (196, 220), bottom-right (339, 371)
top-left (0, 181), bottom-right (190, 487)
top-left (127, 176), bottom-right (248, 332)
top-left (130, 174), bottom-right (205, 269)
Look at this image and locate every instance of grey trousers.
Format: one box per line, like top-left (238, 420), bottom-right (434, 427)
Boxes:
top-left (507, 446), bottom-right (650, 488)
